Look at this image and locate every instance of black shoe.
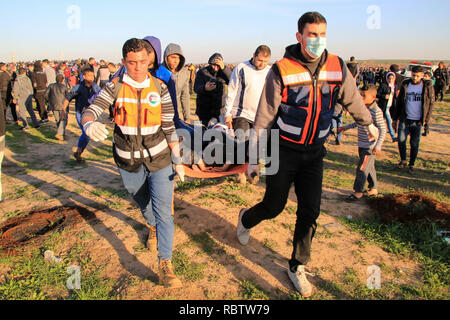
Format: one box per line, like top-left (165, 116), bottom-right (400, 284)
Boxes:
top-left (34, 125), bottom-right (40, 129)
top-left (335, 139), bottom-right (341, 145)
top-left (345, 194), bottom-right (363, 202)
top-left (408, 166), bottom-right (415, 174)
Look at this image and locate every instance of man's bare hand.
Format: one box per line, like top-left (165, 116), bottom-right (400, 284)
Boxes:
top-left (205, 81), bottom-right (216, 91)
top-left (372, 149), bottom-right (382, 156)
top-left (225, 115), bottom-right (233, 129)
top-left (214, 58), bottom-right (225, 70)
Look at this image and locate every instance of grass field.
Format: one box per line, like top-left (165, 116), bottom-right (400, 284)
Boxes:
top-left (0, 92), bottom-right (448, 300)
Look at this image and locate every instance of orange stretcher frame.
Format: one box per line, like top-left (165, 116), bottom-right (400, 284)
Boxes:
top-left (182, 164), bottom-right (248, 179)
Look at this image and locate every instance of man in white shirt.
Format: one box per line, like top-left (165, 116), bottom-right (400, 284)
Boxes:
top-left (224, 45), bottom-right (271, 140)
top-left (42, 59), bottom-right (56, 87)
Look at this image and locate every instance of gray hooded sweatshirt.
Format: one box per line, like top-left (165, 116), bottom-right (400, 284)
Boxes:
top-left (163, 43), bottom-right (191, 122)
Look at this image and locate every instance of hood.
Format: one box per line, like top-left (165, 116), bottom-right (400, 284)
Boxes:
top-left (386, 71), bottom-right (396, 83)
top-left (208, 53), bottom-right (223, 65)
top-left (163, 43), bottom-right (186, 72)
top-left (143, 36), bottom-right (162, 70)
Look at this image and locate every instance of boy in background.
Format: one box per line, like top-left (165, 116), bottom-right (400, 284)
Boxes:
top-left (338, 85), bottom-right (386, 201)
top-left (45, 74), bottom-right (69, 140)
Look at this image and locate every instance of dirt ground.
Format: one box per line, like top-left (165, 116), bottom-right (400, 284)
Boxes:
top-left (0, 97), bottom-right (449, 300)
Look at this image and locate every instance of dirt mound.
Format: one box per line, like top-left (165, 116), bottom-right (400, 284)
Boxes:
top-left (367, 192), bottom-right (450, 227)
top-left (0, 206), bottom-right (96, 253)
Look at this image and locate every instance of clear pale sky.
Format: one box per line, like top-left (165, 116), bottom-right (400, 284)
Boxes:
top-left (1, 0), bottom-right (449, 64)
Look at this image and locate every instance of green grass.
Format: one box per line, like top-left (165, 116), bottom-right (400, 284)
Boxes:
top-left (339, 216), bottom-right (449, 299)
top-left (238, 280), bottom-right (269, 300)
top-left (172, 251), bottom-right (207, 282)
top-left (0, 240), bottom-right (119, 300)
top-left (175, 179), bottom-right (219, 192)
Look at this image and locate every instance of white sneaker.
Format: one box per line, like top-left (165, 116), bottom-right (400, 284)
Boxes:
top-left (287, 265), bottom-right (314, 297)
top-left (237, 209), bottom-right (250, 245)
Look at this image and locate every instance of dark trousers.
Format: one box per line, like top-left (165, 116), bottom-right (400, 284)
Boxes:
top-left (398, 119), bottom-right (422, 167)
top-left (34, 90), bottom-right (48, 120)
top-left (1, 91), bottom-right (17, 122)
top-left (242, 144), bottom-right (326, 271)
top-left (434, 84), bottom-right (445, 101)
top-left (353, 148), bottom-right (377, 193)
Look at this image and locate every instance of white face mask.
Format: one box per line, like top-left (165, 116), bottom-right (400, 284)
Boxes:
top-left (305, 37), bottom-right (327, 59)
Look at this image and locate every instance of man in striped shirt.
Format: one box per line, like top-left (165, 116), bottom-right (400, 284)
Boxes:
top-left (81, 38), bottom-right (184, 289)
top-left (339, 84), bottom-right (386, 201)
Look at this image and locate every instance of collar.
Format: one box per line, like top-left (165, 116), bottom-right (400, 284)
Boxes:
top-left (123, 73), bottom-right (150, 89)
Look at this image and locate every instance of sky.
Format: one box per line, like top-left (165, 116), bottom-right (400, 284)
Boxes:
top-left (1, 0), bottom-right (449, 64)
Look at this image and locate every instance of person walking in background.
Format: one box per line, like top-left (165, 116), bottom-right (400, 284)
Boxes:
top-left (45, 74), bottom-right (69, 140)
top-left (224, 45), bottom-right (271, 141)
top-left (12, 68), bottom-right (40, 131)
top-left (392, 66), bottom-right (434, 173)
top-left (96, 60), bottom-right (111, 88)
top-left (434, 62), bottom-right (448, 102)
top-left (390, 64), bottom-right (404, 98)
top-left (62, 67), bottom-right (101, 163)
top-left (0, 90), bottom-right (5, 202)
top-left (163, 43), bottom-right (191, 122)
top-left (0, 63), bottom-right (15, 123)
top-left (194, 53), bottom-right (232, 126)
top-left (31, 61), bottom-right (49, 123)
top-left (377, 71), bottom-right (398, 142)
top-left (339, 84), bottom-right (386, 201)
top-left (42, 59), bottom-right (56, 87)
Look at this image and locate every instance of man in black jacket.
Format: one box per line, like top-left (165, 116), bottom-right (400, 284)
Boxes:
top-left (0, 89), bottom-right (5, 202)
top-left (194, 53), bottom-right (232, 126)
top-left (31, 61), bottom-right (49, 122)
top-left (0, 63), bottom-right (14, 123)
top-left (433, 62), bottom-right (448, 102)
top-left (392, 66), bottom-right (434, 173)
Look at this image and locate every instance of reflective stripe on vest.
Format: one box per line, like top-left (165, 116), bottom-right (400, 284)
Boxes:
top-left (114, 75), bottom-right (162, 135)
top-left (115, 139), bottom-right (169, 160)
top-left (276, 54), bottom-right (343, 145)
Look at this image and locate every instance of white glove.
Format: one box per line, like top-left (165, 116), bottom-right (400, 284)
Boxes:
top-left (83, 121), bottom-right (109, 142)
top-left (367, 124), bottom-right (379, 142)
top-left (174, 164), bottom-right (185, 182)
top-left (247, 164), bottom-right (259, 179)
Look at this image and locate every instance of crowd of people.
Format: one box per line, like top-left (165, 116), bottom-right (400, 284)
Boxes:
top-left (0, 10), bottom-right (449, 296)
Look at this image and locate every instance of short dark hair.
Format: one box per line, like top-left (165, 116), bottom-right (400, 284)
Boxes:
top-left (360, 84), bottom-right (377, 96)
top-left (122, 38), bottom-right (153, 59)
top-left (56, 74), bottom-right (65, 83)
top-left (81, 67), bottom-right (94, 75)
top-left (0, 62), bottom-right (5, 68)
top-left (43, 59), bottom-right (49, 64)
top-left (350, 56), bottom-right (355, 61)
top-left (18, 67), bottom-right (26, 75)
top-left (412, 66), bottom-right (425, 74)
top-left (254, 45), bottom-right (271, 57)
top-left (298, 12), bottom-right (327, 34)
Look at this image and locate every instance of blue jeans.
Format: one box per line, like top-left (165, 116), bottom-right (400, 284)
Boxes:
top-left (76, 110), bottom-right (90, 151)
top-left (331, 115), bottom-right (343, 142)
top-left (119, 164), bottom-right (175, 261)
top-left (384, 106), bottom-right (396, 139)
top-left (398, 120), bottom-right (422, 167)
